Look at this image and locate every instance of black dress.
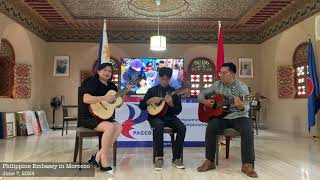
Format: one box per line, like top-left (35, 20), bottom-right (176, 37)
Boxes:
top-left (78, 75), bottom-right (118, 129)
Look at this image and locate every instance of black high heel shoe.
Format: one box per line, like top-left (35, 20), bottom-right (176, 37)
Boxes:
top-left (99, 162), bottom-right (113, 173)
top-left (88, 154), bottom-right (100, 168)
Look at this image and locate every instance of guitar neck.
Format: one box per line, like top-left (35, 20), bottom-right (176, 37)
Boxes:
top-left (116, 75), bottom-right (142, 98)
top-left (157, 92), bottom-right (177, 101)
top-left (115, 87), bottom-right (127, 98)
top-left (225, 96), bottom-right (247, 105)
top-left (168, 91), bottom-right (177, 96)
top-left (168, 88), bottom-right (185, 97)
top-left (155, 88), bottom-right (185, 100)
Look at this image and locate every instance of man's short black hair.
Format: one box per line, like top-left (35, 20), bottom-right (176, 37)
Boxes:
top-left (159, 60), bottom-right (165, 64)
top-left (221, 62), bottom-right (237, 74)
top-left (159, 67), bottom-right (172, 78)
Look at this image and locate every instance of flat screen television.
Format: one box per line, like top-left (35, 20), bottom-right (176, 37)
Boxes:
top-left (120, 58), bottom-right (184, 95)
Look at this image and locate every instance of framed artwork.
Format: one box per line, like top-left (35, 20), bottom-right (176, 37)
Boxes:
top-left (53, 56), bottom-right (69, 76)
top-left (239, 58), bottom-right (253, 78)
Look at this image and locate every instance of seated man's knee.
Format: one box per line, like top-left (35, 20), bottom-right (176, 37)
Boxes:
top-left (239, 119), bottom-right (253, 134)
top-left (152, 123), bottom-right (164, 133)
top-left (153, 125), bottom-right (164, 132)
top-left (240, 126), bottom-right (253, 136)
top-left (150, 119), bottom-right (164, 128)
top-left (206, 120), bottom-right (219, 133)
top-left (179, 123), bottom-right (187, 133)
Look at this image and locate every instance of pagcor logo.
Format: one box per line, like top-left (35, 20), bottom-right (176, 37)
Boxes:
top-left (121, 104), bottom-right (148, 139)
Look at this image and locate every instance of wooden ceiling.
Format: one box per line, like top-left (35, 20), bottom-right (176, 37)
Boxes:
top-left (0, 0), bottom-right (319, 43)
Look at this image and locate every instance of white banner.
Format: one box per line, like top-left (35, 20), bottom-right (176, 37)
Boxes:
top-left (116, 98), bottom-right (206, 147)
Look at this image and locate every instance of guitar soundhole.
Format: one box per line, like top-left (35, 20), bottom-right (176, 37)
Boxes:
top-left (151, 102), bottom-right (162, 110)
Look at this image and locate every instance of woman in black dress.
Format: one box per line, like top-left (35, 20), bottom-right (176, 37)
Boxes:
top-left (79, 63), bottom-right (131, 173)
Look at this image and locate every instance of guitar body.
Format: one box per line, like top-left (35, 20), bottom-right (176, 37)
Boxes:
top-left (146, 87), bottom-right (188, 118)
top-left (198, 95), bottom-right (227, 123)
top-left (147, 101), bottom-right (169, 117)
top-left (89, 90), bottom-right (123, 120)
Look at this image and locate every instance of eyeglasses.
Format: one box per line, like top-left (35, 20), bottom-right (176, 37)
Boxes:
top-left (219, 71), bottom-right (230, 76)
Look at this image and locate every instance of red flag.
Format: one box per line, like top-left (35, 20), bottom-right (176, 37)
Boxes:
top-left (216, 21), bottom-right (224, 76)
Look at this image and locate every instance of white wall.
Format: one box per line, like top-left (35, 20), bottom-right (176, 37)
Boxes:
top-left (257, 12), bottom-right (320, 136)
top-left (0, 13), bottom-right (47, 112)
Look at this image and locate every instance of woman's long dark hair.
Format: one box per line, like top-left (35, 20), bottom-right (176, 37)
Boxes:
top-left (95, 62), bottom-right (114, 83)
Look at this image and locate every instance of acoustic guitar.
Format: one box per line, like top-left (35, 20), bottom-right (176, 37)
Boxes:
top-left (198, 94), bottom-right (254, 123)
top-left (147, 87), bottom-right (188, 117)
top-left (89, 75), bottom-right (143, 120)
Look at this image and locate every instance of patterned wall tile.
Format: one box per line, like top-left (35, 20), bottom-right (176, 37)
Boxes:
top-left (12, 64), bottom-right (31, 99)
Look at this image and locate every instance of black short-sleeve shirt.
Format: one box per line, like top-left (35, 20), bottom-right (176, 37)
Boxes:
top-left (78, 74), bottom-right (118, 128)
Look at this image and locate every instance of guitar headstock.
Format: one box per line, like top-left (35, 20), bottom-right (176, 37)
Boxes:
top-left (243, 93), bottom-right (259, 102)
top-left (175, 87), bottom-right (189, 96)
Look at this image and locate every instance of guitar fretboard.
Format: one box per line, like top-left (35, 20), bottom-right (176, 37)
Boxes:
top-left (169, 88), bottom-right (185, 96)
top-left (115, 88), bottom-right (127, 98)
top-left (115, 75), bottom-right (142, 98)
top-left (221, 95), bottom-right (250, 106)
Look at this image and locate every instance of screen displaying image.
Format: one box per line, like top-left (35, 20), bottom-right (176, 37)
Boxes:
top-left (120, 58), bottom-right (184, 95)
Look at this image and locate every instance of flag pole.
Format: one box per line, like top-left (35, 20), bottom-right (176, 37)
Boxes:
top-left (216, 21), bottom-right (221, 80)
top-left (309, 36), bottom-right (320, 140)
top-left (215, 20), bottom-right (224, 80)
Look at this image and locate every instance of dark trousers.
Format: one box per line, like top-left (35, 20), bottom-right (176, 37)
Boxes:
top-left (205, 117), bottom-right (255, 164)
top-left (149, 116), bottom-right (186, 159)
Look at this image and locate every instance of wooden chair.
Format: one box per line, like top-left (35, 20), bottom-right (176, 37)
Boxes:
top-left (152, 127), bottom-right (183, 163)
top-left (73, 87), bottom-right (117, 166)
top-left (73, 127), bottom-right (117, 166)
top-left (215, 128), bottom-right (240, 165)
top-left (61, 95), bottom-right (78, 136)
top-left (215, 108), bottom-right (255, 167)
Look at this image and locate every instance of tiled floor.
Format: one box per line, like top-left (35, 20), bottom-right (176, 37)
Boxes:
top-left (0, 130), bottom-right (319, 180)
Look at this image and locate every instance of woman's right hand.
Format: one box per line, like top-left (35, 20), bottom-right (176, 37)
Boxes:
top-left (104, 94), bottom-right (116, 103)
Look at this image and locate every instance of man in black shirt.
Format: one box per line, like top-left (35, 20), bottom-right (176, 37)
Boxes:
top-left (139, 67), bottom-right (186, 171)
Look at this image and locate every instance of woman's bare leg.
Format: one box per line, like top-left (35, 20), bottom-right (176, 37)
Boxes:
top-left (111, 122), bottom-right (123, 144)
top-left (94, 121), bottom-right (115, 167)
